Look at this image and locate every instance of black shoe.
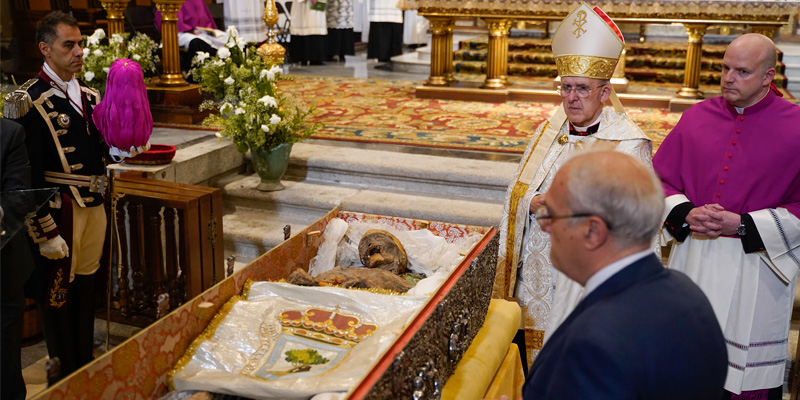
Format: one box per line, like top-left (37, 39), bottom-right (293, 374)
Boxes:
top-left (309, 60), bottom-right (325, 66)
top-left (374, 63), bottom-right (393, 71)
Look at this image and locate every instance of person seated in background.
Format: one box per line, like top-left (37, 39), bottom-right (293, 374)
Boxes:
top-left (155, 0), bottom-right (227, 72)
top-left (522, 150), bottom-right (728, 400)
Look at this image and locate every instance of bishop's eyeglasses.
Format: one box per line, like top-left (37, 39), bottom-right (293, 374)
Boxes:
top-left (556, 84), bottom-right (606, 98)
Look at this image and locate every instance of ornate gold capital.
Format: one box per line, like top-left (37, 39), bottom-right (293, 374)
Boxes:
top-left (683, 24), bottom-right (708, 44)
top-left (428, 18), bottom-right (455, 35)
top-left (555, 55), bottom-right (617, 80)
top-left (483, 18), bottom-right (513, 37)
top-left (153, 0), bottom-right (186, 21)
top-left (100, 0), bottom-right (128, 16)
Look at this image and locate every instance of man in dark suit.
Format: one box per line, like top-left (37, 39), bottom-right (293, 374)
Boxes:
top-left (522, 150), bottom-right (728, 400)
top-left (1, 118), bottom-right (36, 400)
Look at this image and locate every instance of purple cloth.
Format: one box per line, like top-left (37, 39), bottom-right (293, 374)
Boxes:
top-left (155, 0), bottom-right (217, 32)
top-left (653, 91), bottom-right (800, 219)
top-left (92, 59), bottom-right (152, 151)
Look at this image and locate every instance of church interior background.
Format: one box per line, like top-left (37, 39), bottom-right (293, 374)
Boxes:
top-left (1, 0), bottom-right (800, 398)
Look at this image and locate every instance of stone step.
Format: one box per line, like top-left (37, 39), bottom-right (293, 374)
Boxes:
top-left (284, 142), bottom-right (516, 203)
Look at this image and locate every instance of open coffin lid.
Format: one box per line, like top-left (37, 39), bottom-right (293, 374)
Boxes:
top-left (31, 208), bottom-right (498, 399)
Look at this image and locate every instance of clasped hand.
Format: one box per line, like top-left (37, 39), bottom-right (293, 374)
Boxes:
top-left (686, 204), bottom-right (740, 237)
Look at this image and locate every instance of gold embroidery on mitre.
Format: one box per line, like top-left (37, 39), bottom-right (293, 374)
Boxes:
top-left (572, 10), bottom-right (588, 38)
top-left (555, 55), bottom-right (618, 80)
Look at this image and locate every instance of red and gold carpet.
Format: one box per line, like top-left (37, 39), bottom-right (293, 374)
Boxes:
top-left (278, 75), bottom-right (681, 153)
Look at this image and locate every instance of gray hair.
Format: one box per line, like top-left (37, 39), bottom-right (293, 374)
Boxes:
top-left (36, 11), bottom-right (78, 46)
top-left (564, 151), bottom-right (664, 248)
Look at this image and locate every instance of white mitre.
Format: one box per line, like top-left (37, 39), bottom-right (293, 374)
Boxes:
top-left (551, 3), bottom-right (624, 80)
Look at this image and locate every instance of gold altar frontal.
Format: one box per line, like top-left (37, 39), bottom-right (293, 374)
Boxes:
top-left (30, 208), bottom-right (510, 399)
top-left (406, 0), bottom-right (797, 109)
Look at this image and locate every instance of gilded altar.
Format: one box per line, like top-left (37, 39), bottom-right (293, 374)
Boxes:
top-left (406, 0), bottom-right (799, 105)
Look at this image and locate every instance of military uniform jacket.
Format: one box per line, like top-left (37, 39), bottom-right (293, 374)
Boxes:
top-left (4, 74), bottom-right (107, 243)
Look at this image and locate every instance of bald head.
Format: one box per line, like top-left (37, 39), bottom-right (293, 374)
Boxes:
top-left (561, 151), bottom-right (664, 248)
top-left (721, 33), bottom-right (777, 108)
top-left (727, 33), bottom-right (777, 73)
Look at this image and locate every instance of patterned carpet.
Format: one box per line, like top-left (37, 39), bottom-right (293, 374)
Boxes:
top-left (279, 75), bottom-right (681, 153)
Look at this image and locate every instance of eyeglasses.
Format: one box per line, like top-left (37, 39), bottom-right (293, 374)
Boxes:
top-left (556, 84), bottom-right (606, 98)
top-left (533, 206), bottom-right (612, 230)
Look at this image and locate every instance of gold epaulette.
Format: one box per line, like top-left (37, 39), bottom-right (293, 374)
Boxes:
top-left (3, 78), bottom-right (38, 119)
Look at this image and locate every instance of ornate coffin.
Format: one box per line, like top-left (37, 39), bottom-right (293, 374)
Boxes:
top-left (32, 208), bottom-right (498, 399)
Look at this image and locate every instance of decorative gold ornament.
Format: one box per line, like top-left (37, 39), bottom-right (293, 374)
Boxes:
top-left (57, 113), bottom-right (71, 128)
top-left (558, 135), bottom-right (569, 145)
top-left (257, 0), bottom-right (286, 63)
top-left (555, 55), bottom-right (617, 80)
top-left (572, 10), bottom-right (588, 38)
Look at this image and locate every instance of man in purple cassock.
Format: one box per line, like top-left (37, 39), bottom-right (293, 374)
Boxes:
top-left (654, 33), bottom-right (800, 399)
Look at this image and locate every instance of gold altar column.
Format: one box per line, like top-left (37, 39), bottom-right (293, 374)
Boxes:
top-left (481, 18), bottom-right (512, 89)
top-left (100, 0), bottom-right (129, 38)
top-left (425, 17), bottom-right (455, 86)
top-left (676, 23), bottom-right (708, 99)
top-left (153, 0), bottom-right (188, 86)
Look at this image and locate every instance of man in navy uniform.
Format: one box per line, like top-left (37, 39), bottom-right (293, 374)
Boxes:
top-left (4, 10), bottom-right (109, 379)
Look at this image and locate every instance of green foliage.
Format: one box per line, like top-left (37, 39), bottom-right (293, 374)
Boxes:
top-left (191, 27), bottom-right (321, 153)
top-left (284, 348), bottom-right (330, 368)
top-left (78, 29), bottom-right (160, 93)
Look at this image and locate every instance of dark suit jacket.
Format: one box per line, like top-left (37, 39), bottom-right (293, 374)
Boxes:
top-left (523, 254), bottom-right (727, 400)
top-left (1, 119), bottom-right (35, 300)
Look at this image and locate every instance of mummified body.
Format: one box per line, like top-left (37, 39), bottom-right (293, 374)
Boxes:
top-left (288, 230), bottom-right (412, 292)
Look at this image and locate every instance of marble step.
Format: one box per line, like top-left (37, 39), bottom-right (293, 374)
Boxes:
top-left (283, 142), bottom-right (517, 203)
top-left (219, 173), bottom-right (506, 264)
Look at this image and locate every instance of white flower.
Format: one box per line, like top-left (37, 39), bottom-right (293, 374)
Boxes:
top-left (259, 69), bottom-right (268, 80)
top-left (87, 28), bottom-right (105, 46)
top-left (226, 25), bottom-right (239, 39)
top-left (84, 71), bottom-right (95, 82)
top-left (257, 95), bottom-right (277, 108)
top-left (132, 54), bottom-right (141, 61)
top-left (93, 49), bottom-right (103, 56)
top-left (220, 102), bottom-right (232, 114)
top-left (212, 59), bottom-right (225, 67)
top-left (224, 76), bottom-right (235, 85)
top-left (83, 52), bottom-right (89, 61)
top-left (215, 131), bottom-right (223, 138)
top-left (234, 107), bottom-right (245, 115)
top-left (217, 47), bottom-right (231, 59)
top-left (269, 64), bottom-right (282, 76)
top-left (103, 67), bottom-right (110, 73)
top-left (269, 114), bottom-right (281, 124)
top-left (261, 124), bottom-right (269, 133)
top-left (110, 34), bottom-right (124, 44)
top-left (195, 51), bottom-right (210, 63)
top-left (233, 35), bottom-right (245, 51)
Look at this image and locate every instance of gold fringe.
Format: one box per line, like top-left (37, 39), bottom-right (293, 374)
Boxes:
top-left (166, 294), bottom-right (246, 390)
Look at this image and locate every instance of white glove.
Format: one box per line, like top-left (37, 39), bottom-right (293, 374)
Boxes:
top-left (39, 235), bottom-right (69, 260)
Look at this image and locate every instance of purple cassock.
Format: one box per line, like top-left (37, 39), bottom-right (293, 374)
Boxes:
top-left (654, 90), bottom-right (800, 219)
top-left (154, 0), bottom-right (217, 33)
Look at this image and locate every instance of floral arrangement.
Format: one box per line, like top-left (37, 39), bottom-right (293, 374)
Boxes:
top-left (79, 29), bottom-right (160, 93)
top-left (191, 27), bottom-right (320, 153)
